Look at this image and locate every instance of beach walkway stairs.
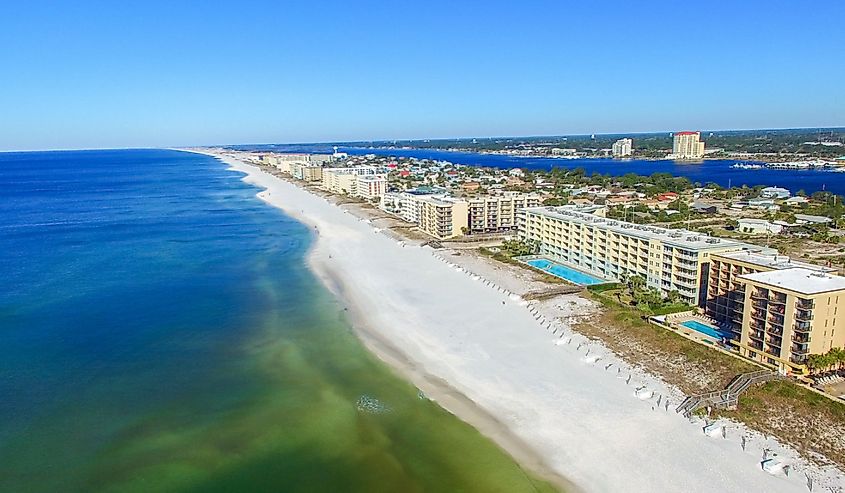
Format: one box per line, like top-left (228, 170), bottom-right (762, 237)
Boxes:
top-left (676, 369), bottom-right (783, 418)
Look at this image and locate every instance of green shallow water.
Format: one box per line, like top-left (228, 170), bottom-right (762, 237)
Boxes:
top-left (0, 149), bottom-right (558, 493)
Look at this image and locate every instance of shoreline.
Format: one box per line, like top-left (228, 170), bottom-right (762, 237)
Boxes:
top-left (183, 148), bottom-right (576, 490)
top-left (183, 148), bottom-right (845, 492)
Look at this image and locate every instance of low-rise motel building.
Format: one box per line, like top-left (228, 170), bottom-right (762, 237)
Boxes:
top-left (706, 251), bottom-right (845, 373)
top-left (518, 206), bottom-right (749, 306)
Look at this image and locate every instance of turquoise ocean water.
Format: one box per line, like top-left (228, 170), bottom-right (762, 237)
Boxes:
top-left (0, 149), bottom-right (555, 492)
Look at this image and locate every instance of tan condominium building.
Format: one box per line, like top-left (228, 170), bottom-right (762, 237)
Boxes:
top-left (322, 166), bottom-right (380, 196)
top-left (418, 195), bottom-right (468, 240)
top-left (518, 206), bottom-right (750, 305)
top-left (380, 192), bottom-right (468, 239)
top-left (671, 131), bottom-right (705, 159)
top-left (467, 192), bottom-right (541, 234)
top-left (612, 138), bottom-right (633, 158)
top-left (355, 174), bottom-right (387, 201)
top-left (290, 163), bottom-right (323, 182)
top-left (705, 250), bottom-right (845, 373)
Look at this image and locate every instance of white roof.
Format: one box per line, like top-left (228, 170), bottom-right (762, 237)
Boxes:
top-left (714, 250), bottom-right (833, 272)
top-left (739, 268), bottom-right (845, 295)
top-left (524, 206), bottom-right (750, 251)
top-left (737, 218), bottom-right (774, 226)
top-left (795, 214), bottom-right (833, 223)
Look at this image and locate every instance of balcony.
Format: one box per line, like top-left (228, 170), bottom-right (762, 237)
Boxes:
top-left (751, 290), bottom-right (769, 301)
top-left (790, 344), bottom-right (810, 355)
top-left (765, 337), bottom-right (783, 347)
top-left (764, 347), bottom-right (780, 357)
top-left (790, 355), bottom-right (809, 365)
top-left (749, 331), bottom-right (765, 342)
top-left (765, 326), bottom-right (783, 338)
top-left (768, 304), bottom-right (786, 315)
top-left (792, 332), bottom-right (810, 344)
top-left (794, 322), bottom-right (812, 333)
top-left (797, 299), bottom-right (815, 310)
top-left (768, 294), bottom-right (787, 305)
top-left (751, 310), bottom-right (767, 321)
top-left (795, 310), bottom-right (813, 322)
top-left (749, 340), bottom-right (764, 350)
top-left (767, 315), bottom-right (784, 327)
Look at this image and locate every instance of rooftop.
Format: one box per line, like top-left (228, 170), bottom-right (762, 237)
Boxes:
top-left (523, 206), bottom-right (750, 251)
top-left (739, 268), bottom-right (845, 295)
top-left (713, 250), bottom-right (834, 272)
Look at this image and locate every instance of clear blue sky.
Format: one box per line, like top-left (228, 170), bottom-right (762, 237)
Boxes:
top-left (1, 1), bottom-right (843, 150)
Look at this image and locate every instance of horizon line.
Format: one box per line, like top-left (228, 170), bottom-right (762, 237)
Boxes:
top-left (2, 125), bottom-right (843, 153)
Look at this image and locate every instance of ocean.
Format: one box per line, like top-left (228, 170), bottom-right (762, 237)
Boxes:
top-left (234, 144), bottom-right (845, 195)
top-left (0, 149), bottom-right (555, 493)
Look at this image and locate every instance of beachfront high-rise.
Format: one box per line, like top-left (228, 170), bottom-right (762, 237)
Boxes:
top-left (322, 166), bottom-right (383, 197)
top-left (518, 206), bottom-right (750, 305)
top-left (382, 191), bottom-right (539, 238)
top-left (355, 174), bottom-right (387, 201)
top-left (705, 251), bottom-right (845, 373)
top-left (671, 131), bottom-right (705, 159)
top-left (467, 192), bottom-right (541, 234)
top-left (611, 138), bottom-right (633, 158)
top-left (417, 196), bottom-right (469, 239)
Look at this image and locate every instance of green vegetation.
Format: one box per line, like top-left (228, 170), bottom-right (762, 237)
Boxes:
top-left (498, 239), bottom-right (538, 257)
top-left (807, 347), bottom-right (845, 375)
top-left (599, 274), bottom-right (692, 316)
top-left (390, 128), bottom-right (845, 159)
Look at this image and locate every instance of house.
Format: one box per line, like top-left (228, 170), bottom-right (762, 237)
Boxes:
top-left (657, 192), bottom-right (679, 202)
top-left (462, 181), bottom-right (481, 192)
top-left (759, 186), bottom-right (791, 199)
top-left (747, 197), bottom-right (780, 211)
top-left (509, 168), bottom-right (525, 177)
top-left (505, 176), bottom-right (525, 187)
top-left (691, 201), bottom-right (717, 214)
top-left (737, 218), bottom-right (783, 235)
top-left (794, 214), bottom-right (833, 225)
top-left (785, 196), bottom-right (810, 205)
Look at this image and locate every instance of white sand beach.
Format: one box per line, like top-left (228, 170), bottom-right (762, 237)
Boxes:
top-left (197, 150), bottom-right (844, 493)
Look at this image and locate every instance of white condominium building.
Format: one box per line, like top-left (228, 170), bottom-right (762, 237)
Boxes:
top-left (467, 192), bottom-right (541, 234)
top-left (355, 174), bottom-right (387, 201)
top-left (322, 166), bottom-right (380, 196)
top-left (612, 138), bottom-right (633, 158)
top-left (671, 131), bottom-right (705, 159)
top-left (518, 206), bottom-right (751, 306)
top-left (262, 153), bottom-right (335, 174)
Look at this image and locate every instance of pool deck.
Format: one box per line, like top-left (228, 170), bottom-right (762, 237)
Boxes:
top-left (515, 255), bottom-right (614, 286)
top-left (651, 313), bottom-right (734, 347)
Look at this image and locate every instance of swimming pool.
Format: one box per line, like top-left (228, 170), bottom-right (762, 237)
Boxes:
top-left (680, 320), bottom-right (733, 340)
top-left (524, 258), bottom-right (606, 286)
